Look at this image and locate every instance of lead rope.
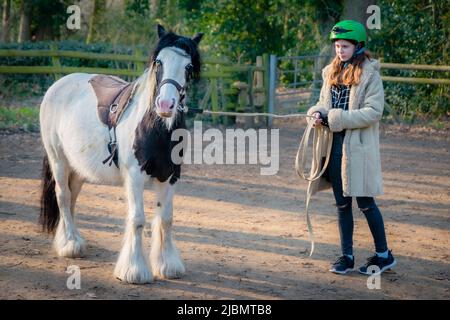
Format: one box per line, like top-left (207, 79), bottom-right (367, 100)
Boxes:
top-left (295, 119), bottom-right (333, 256)
top-left (200, 109), bottom-right (332, 255)
top-left (202, 110), bottom-right (314, 118)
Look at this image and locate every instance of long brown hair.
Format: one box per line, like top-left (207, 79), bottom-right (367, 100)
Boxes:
top-left (328, 51), bottom-right (371, 86)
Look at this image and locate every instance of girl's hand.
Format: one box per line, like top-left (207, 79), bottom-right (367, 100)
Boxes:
top-left (312, 112), bottom-right (323, 127)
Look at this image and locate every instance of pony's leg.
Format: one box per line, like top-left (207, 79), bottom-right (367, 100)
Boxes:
top-left (114, 167), bottom-right (152, 284)
top-left (51, 157), bottom-right (86, 258)
top-left (150, 180), bottom-right (185, 279)
top-left (68, 172), bottom-right (85, 243)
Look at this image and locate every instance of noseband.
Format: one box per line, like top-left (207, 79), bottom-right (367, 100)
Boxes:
top-left (153, 52), bottom-right (193, 112)
top-left (156, 79), bottom-right (187, 112)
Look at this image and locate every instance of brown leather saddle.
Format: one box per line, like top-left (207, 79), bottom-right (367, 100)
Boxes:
top-left (89, 75), bottom-right (137, 128)
top-left (88, 75), bottom-right (138, 168)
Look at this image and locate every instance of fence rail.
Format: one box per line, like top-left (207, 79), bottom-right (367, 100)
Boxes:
top-left (3, 47), bottom-right (448, 126)
top-left (380, 62), bottom-right (450, 72)
top-left (0, 46), bottom-right (272, 126)
top-left (0, 47), bottom-right (235, 76)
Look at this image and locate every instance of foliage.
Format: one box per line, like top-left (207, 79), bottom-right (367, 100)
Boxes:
top-left (180, 0), bottom-right (341, 63)
top-left (0, 41), bottom-right (149, 99)
top-left (0, 106), bottom-right (40, 132)
top-left (0, 0), bottom-right (448, 120)
top-left (370, 0), bottom-right (449, 119)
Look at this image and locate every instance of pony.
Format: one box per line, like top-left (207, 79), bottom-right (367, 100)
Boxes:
top-left (38, 25), bottom-right (203, 284)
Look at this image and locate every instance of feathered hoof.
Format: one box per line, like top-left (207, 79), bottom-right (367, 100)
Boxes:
top-left (55, 239), bottom-right (86, 258)
top-left (114, 264), bottom-right (153, 284)
top-left (151, 258), bottom-right (185, 280)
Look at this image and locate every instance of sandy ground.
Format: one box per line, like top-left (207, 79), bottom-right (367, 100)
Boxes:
top-left (0, 120), bottom-right (449, 300)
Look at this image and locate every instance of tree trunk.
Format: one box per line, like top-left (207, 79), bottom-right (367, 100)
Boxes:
top-left (165, 0), bottom-right (177, 30)
top-left (18, 0), bottom-right (31, 43)
top-left (1, 0), bottom-right (10, 43)
top-left (107, 0), bottom-right (124, 10)
top-left (34, 24), bottom-right (53, 41)
top-left (86, 0), bottom-right (106, 44)
top-left (341, 0), bottom-right (374, 22)
top-left (86, 0), bottom-right (96, 44)
top-left (310, 7), bottom-right (336, 104)
top-left (150, 0), bottom-right (159, 18)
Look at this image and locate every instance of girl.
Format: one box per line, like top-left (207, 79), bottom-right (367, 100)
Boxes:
top-left (307, 20), bottom-right (397, 275)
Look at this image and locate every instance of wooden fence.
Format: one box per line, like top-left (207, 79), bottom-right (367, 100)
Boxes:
top-left (1, 45), bottom-right (448, 126)
top-left (379, 62), bottom-right (450, 85)
top-left (0, 44), bottom-right (271, 126)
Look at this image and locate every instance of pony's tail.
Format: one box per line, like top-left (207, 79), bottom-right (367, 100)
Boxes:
top-left (39, 155), bottom-right (59, 234)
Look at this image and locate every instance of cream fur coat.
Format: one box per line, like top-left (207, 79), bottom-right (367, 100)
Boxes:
top-left (307, 58), bottom-right (384, 197)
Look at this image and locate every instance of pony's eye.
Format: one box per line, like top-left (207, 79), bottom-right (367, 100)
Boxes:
top-left (155, 59), bottom-right (162, 66)
top-left (185, 63), bottom-right (193, 71)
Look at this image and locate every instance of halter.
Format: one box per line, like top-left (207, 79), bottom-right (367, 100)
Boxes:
top-left (153, 48), bottom-right (193, 113)
top-left (156, 78), bottom-right (188, 112)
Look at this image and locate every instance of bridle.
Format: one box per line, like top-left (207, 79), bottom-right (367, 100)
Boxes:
top-left (153, 49), bottom-right (194, 113)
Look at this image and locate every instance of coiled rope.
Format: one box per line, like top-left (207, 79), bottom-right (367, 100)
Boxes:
top-left (294, 120), bottom-right (333, 256)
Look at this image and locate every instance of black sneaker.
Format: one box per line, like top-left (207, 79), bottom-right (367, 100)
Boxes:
top-left (359, 250), bottom-right (397, 275)
top-left (329, 255), bottom-right (354, 274)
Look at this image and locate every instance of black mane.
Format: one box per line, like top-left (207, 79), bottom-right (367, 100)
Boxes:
top-left (133, 111), bottom-right (186, 184)
top-left (134, 28), bottom-right (201, 184)
top-left (150, 31), bottom-right (202, 80)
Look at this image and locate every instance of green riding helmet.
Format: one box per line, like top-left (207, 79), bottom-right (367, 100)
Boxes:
top-left (330, 20), bottom-right (367, 46)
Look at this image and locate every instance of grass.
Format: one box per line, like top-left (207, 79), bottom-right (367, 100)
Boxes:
top-left (0, 107), bottom-right (40, 132)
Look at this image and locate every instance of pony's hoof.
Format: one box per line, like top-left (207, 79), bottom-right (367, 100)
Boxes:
top-left (114, 265), bottom-right (153, 284)
top-left (151, 259), bottom-right (185, 280)
top-left (56, 239), bottom-right (86, 258)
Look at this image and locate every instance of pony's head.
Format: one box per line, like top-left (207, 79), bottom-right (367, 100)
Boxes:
top-left (149, 24), bottom-right (203, 122)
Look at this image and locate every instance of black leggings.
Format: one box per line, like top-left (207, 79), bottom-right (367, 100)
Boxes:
top-left (326, 131), bottom-right (388, 256)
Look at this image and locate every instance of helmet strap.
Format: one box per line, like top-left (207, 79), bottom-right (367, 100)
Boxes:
top-left (342, 43), bottom-right (365, 68)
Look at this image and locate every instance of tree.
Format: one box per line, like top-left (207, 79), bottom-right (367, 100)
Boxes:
top-left (341, 0), bottom-right (374, 21)
top-left (86, 0), bottom-right (108, 44)
top-left (17, 0), bottom-right (30, 42)
top-left (86, 0), bottom-right (97, 44)
top-left (14, 0), bottom-right (69, 41)
top-left (369, 0), bottom-right (449, 118)
top-left (1, 0), bottom-right (11, 43)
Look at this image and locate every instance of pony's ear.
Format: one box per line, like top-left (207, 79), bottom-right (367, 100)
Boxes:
top-left (191, 33), bottom-right (204, 45)
top-left (157, 24), bottom-right (166, 38)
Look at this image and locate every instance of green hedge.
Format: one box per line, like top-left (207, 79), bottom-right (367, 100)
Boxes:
top-left (0, 41), bottom-right (150, 99)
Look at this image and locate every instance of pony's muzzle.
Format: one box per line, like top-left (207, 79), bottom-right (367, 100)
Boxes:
top-left (156, 97), bottom-right (175, 118)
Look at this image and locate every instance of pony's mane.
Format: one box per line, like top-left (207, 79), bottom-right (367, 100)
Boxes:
top-left (149, 31), bottom-right (202, 80)
top-left (135, 64), bottom-right (158, 110)
top-left (133, 32), bottom-right (197, 184)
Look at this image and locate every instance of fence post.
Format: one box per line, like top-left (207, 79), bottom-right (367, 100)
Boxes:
top-left (262, 54), bottom-right (270, 126)
top-left (233, 81), bottom-right (252, 128)
top-left (210, 78), bottom-right (219, 124)
top-left (254, 56), bottom-right (265, 127)
top-left (134, 47), bottom-right (145, 73)
top-left (267, 54), bottom-right (277, 127)
top-left (50, 43), bottom-right (61, 80)
top-left (224, 80), bottom-right (238, 126)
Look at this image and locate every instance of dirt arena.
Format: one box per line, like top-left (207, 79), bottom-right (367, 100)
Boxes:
top-left (0, 121), bottom-right (449, 299)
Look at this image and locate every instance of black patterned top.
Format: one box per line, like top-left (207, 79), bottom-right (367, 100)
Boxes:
top-left (331, 84), bottom-right (350, 110)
